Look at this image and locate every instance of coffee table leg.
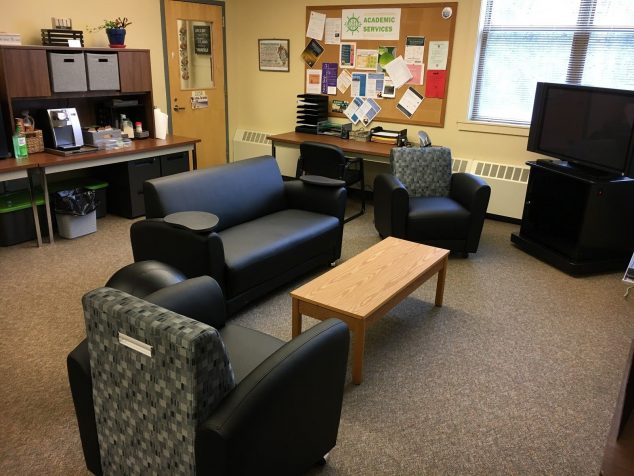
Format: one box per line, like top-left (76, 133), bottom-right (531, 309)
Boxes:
top-left (434, 256), bottom-right (448, 307)
top-left (351, 321), bottom-right (366, 385)
top-left (292, 298), bottom-right (302, 338)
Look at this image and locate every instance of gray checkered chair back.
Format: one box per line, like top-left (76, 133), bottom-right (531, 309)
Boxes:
top-left (390, 146), bottom-right (452, 197)
top-left (83, 287), bottom-right (235, 476)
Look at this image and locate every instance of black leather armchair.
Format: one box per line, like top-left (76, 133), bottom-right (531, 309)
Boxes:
top-left (374, 147), bottom-right (491, 256)
top-left (67, 261), bottom-right (350, 476)
top-left (297, 141), bottom-right (365, 222)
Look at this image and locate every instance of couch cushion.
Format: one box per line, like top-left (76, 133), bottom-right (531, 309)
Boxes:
top-left (407, 196), bottom-right (471, 240)
top-left (218, 209), bottom-right (340, 297)
top-left (391, 146), bottom-right (452, 198)
top-left (144, 156), bottom-right (287, 230)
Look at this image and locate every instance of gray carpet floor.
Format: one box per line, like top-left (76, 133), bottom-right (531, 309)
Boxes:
top-left (1, 203), bottom-right (633, 475)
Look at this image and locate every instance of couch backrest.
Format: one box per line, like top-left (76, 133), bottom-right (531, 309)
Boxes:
top-left (83, 287), bottom-right (235, 475)
top-left (144, 156), bottom-right (287, 231)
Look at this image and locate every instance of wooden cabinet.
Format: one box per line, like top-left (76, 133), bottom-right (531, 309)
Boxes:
top-left (0, 48), bottom-right (51, 98)
top-left (118, 51), bottom-right (153, 92)
top-left (0, 45), bottom-right (155, 150)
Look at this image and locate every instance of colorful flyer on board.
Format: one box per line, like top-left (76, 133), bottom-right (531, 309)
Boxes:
top-left (397, 87), bottom-right (424, 118)
top-left (306, 69), bottom-right (323, 94)
top-left (337, 69), bottom-right (353, 93)
top-left (321, 62), bottom-right (338, 95)
top-left (344, 96), bottom-right (365, 124)
top-left (425, 69), bottom-right (447, 98)
top-left (339, 42), bottom-right (356, 68)
top-left (357, 98), bottom-right (381, 126)
top-left (356, 49), bottom-right (379, 70)
top-left (367, 72), bottom-right (385, 98)
top-left (351, 72), bottom-right (367, 97)
top-left (302, 39), bottom-right (324, 67)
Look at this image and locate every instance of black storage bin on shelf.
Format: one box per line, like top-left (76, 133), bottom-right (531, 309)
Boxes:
top-left (0, 190), bottom-right (47, 246)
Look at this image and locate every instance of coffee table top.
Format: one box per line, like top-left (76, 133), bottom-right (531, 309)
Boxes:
top-left (291, 237), bottom-right (449, 320)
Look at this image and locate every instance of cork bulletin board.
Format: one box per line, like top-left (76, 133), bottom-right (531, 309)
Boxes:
top-left (304, 3), bottom-right (458, 128)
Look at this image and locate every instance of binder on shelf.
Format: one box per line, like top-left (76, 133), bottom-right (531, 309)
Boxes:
top-left (295, 94), bottom-right (328, 134)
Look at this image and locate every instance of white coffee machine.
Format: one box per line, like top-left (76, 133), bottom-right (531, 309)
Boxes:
top-left (46, 108), bottom-right (84, 151)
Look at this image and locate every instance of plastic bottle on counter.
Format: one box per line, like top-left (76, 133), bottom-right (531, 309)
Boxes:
top-left (12, 125), bottom-right (28, 159)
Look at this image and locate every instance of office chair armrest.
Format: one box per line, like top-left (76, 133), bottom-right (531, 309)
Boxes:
top-left (373, 173), bottom-right (409, 238)
top-left (196, 319), bottom-right (350, 474)
top-left (130, 219), bottom-right (226, 289)
top-left (284, 179), bottom-right (347, 222)
top-left (300, 175), bottom-right (346, 187)
top-left (450, 173), bottom-right (491, 214)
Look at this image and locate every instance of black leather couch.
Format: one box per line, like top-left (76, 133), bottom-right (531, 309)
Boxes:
top-left (68, 261), bottom-right (350, 476)
top-left (130, 156), bottom-right (347, 314)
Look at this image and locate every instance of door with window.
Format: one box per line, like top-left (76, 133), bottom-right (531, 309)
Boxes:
top-left (164, 0), bottom-right (227, 168)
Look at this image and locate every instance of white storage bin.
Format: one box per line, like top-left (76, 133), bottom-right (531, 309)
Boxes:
top-left (56, 211), bottom-right (96, 239)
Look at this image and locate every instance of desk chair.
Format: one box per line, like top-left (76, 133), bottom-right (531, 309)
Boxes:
top-left (297, 141), bottom-right (365, 222)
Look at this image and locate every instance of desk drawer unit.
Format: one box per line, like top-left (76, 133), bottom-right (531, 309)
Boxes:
top-left (103, 152), bottom-right (190, 218)
top-left (105, 158), bottom-right (161, 218)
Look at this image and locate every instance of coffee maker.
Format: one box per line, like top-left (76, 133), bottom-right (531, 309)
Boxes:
top-left (46, 108), bottom-right (83, 150)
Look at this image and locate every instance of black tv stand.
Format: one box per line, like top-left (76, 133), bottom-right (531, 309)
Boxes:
top-left (511, 161), bottom-right (634, 276)
top-left (535, 159), bottom-right (623, 181)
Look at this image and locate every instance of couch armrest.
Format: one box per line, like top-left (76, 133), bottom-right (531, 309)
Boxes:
top-left (196, 319), bottom-right (350, 475)
top-left (130, 219), bottom-right (226, 289)
top-left (284, 179), bottom-right (347, 222)
top-left (373, 173), bottom-right (409, 238)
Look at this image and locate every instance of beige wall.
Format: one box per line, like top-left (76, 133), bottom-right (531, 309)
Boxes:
top-left (225, 0), bottom-right (542, 167)
top-left (2, 0), bottom-right (541, 167)
top-left (0, 0), bottom-right (168, 111)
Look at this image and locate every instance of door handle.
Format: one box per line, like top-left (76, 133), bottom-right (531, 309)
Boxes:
top-left (173, 105), bottom-right (186, 112)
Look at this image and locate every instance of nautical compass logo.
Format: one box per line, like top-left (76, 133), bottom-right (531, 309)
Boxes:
top-left (345, 12), bottom-right (361, 36)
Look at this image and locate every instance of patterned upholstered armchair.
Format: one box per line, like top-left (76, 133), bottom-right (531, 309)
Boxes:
top-left (67, 261), bottom-right (349, 476)
top-left (373, 147), bottom-right (491, 256)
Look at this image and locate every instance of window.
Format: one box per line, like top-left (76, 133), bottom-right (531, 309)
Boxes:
top-left (470, 0), bottom-right (634, 125)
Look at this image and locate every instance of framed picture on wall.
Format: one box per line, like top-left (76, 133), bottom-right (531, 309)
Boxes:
top-left (258, 39), bottom-right (290, 72)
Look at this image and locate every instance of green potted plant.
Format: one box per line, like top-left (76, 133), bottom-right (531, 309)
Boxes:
top-left (89, 17), bottom-right (132, 48)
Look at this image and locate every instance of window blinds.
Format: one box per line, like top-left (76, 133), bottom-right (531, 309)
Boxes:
top-left (470, 0), bottom-right (634, 125)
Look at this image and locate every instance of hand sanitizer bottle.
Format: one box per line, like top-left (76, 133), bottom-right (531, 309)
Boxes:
top-left (12, 125), bottom-right (28, 159)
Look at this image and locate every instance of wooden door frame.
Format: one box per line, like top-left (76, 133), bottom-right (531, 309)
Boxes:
top-left (160, 0), bottom-right (229, 163)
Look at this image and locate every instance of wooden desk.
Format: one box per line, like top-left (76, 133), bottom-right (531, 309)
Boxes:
top-left (35, 135), bottom-right (199, 244)
top-left (268, 131), bottom-right (394, 161)
top-left (0, 158), bottom-right (43, 246)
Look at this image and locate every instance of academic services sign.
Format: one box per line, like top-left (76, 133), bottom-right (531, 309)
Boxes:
top-left (342, 8), bottom-right (401, 40)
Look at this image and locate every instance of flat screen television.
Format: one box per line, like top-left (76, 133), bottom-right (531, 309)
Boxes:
top-left (527, 82), bottom-right (634, 178)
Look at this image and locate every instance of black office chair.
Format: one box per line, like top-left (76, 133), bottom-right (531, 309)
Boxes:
top-left (297, 141), bottom-right (365, 222)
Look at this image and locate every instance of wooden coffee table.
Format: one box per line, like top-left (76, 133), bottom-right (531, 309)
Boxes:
top-left (291, 237), bottom-right (450, 384)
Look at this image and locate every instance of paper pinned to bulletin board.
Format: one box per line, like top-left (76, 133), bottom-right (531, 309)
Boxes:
top-left (304, 3), bottom-right (458, 128)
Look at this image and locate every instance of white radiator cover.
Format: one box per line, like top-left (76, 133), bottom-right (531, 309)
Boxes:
top-left (232, 129), bottom-right (529, 219)
top-left (232, 129), bottom-right (273, 162)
